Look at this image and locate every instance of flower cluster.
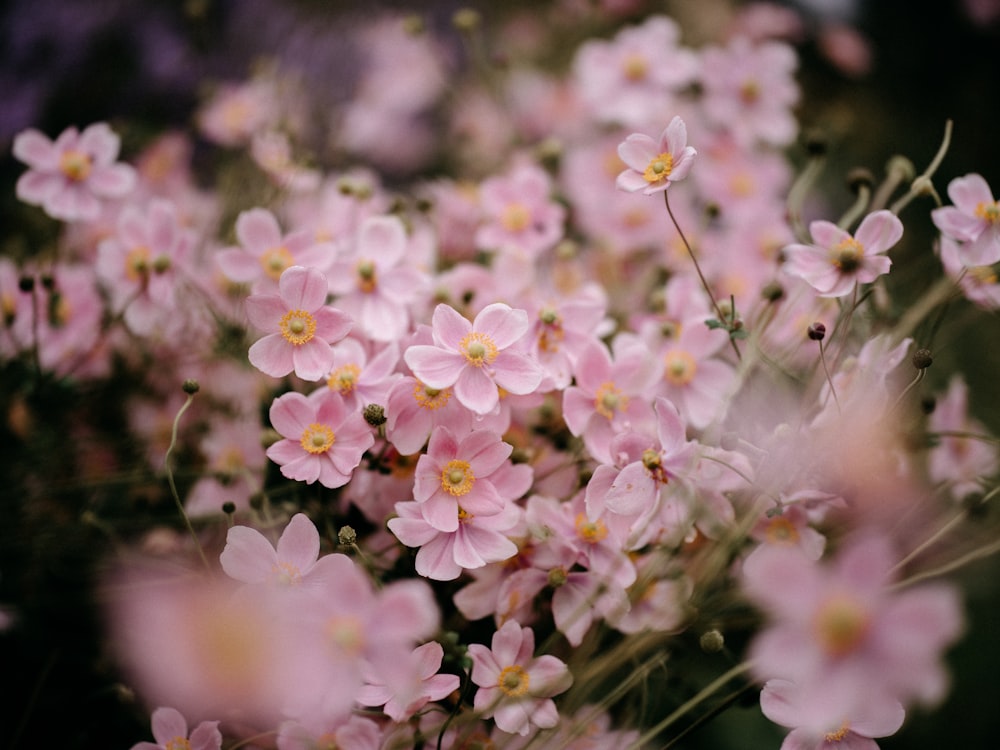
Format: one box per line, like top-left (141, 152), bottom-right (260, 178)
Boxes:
top-left (4, 6), bottom-right (998, 750)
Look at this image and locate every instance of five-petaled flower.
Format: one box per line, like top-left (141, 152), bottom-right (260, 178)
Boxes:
top-left (782, 210), bottom-right (903, 298)
top-left (14, 123), bottom-right (136, 222)
top-left (404, 302), bottom-right (543, 415)
top-left (129, 706), bottom-right (222, 750)
top-left (467, 620), bottom-right (573, 736)
top-left (615, 116), bottom-right (697, 195)
top-left (246, 265), bottom-right (353, 381)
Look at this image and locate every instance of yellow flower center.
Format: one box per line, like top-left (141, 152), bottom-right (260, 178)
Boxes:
top-left (413, 381), bottom-right (451, 410)
top-left (969, 265), bottom-right (998, 285)
top-left (643, 152), bottom-right (674, 184)
top-left (300, 423), bottom-right (335, 454)
top-left (260, 246), bottom-right (293, 280)
top-left (279, 309), bottom-right (317, 345)
top-left (740, 80), bottom-right (761, 104)
top-left (327, 363), bottom-right (361, 394)
top-left (458, 506), bottom-right (473, 524)
top-left (165, 738), bottom-right (192, 750)
top-left (574, 512), bottom-right (608, 544)
top-left (831, 238), bottom-right (864, 273)
top-left (125, 246), bottom-right (151, 283)
top-left (326, 615), bottom-right (365, 655)
top-left (271, 560), bottom-right (303, 586)
top-left (59, 149), bottom-right (93, 181)
top-left (501, 202), bottom-right (531, 232)
top-left (764, 515), bottom-right (800, 545)
top-left (314, 732), bottom-right (340, 750)
top-left (812, 593), bottom-right (871, 657)
top-left (355, 259), bottom-right (377, 293)
top-left (460, 331), bottom-right (499, 367)
top-left (537, 308), bottom-right (564, 353)
top-left (594, 381), bottom-right (628, 420)
top-left (497, 664), bottom-right (530, 697)
top-left (622, 53), bottom-right (649, 82)
top-left (824, 721), bottom-right (852, 743)
top-left (975, 201), bottom-right (1000, 224)
top-left (441, 459), bottom-right (475, 496)
top-left (664, 349), bottom-right (697, 386)
top-left (641, 448), bottom-right (670, 484)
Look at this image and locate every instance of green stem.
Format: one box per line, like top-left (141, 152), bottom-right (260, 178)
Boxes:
top-left (164, 392), bottom-right (210, 570)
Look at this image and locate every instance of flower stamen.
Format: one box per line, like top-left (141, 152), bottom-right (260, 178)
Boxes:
top-left (460, 331), bottom-right (498, 367)
top-left (300, 423), bottom-right (335, 454)
top-left (260, 246), bottom-right (294, 280)
top-left (497, 665), bottom-right (530, 697)
top-left (280, 309), bottom-right (317, 345)
top-left (441, 459), bottom-right (475, 496)
top-left (643, 152), bottom-right (674, 184)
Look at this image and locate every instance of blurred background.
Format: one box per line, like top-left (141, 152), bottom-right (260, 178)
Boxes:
top-left (1, 0), bottom-right (999, 748)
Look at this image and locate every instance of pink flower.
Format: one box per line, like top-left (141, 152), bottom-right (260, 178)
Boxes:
top-left (388, 500), bottom-right (521, 581)
top-left (928, 375), bottom-right (999, 501)
top-left (782, 210), bottom-right (902, 298)
top-left (467, 620), bottom-right (572, 736)
top-left (931, 173), bottom-right (1000, 266)
top-left (320, 337), bottom-right (401, 413)
top-left (615, 116), bottom-right (697, 195)
top-left (266, 390), bottom-right (374, 488)
top-left (13, 123), bottom-right (136, 222)
top-left (326, 215), bottom-right (429, 342)
top-left (761, 678), bottom-right (905, 750)
top-left (130, 706), bottom-right (221, 750)
top-left (404, 303), bottom-right (543, 416)
top-left (216, 208), bottom-right (334, 292)
top-left (276, 715), bottom-right (382, 750)
top-left (475, 163), bottom-right (566, 257)
top-left (220, 512), bottom-right (344, 589)
top-left (385, 376), bottom-right (476, 456)
top-left (743, 536), bottom-right (963, 724)
top-left (357, 641), bottom-right (461, 721)
top-left (246, 265), bottom-right (353, 381)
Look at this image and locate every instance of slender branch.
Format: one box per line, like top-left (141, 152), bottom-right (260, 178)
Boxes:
top-left (164, 385), bottom-right (210, 570)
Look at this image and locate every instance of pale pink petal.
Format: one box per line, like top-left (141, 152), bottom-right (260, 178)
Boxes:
top-left (616, 170), bottom-right (650, 192)
top-left (414, 535), bottom-right (462, 580)
top-left (220, 525), bottom-right (277, 583)
top-left (266, 439), bottom-right (307, 465)
top-left (455, 366), bottom-right (499, 414)
top-left (245, 294), bottom-right (287, 331)
top-left (617, 133), bottom-right (658, 172)
top-left (492, 350), bottom-right (543, 395)
top-left (278, 453), bottom-right (321, 484)
top-left (78, 122), bottom-right (120, 164)
top-left (291, 339), bottom-right (336, 381)
top-left (669, 147), bottom-right (697, 182)
top-left (150, 706), bottom-right (189, 745)
top-left (15, 172), bottom-right (62, 205)
top-left (249, 334), bottom-right (296, 377)
top-left (269, 392), bottom-right (316, 437)
top-left (89, 163), bottom-right (136, 197)
top-left (189, 721), bottom-right (223, 750)
top-left (279, 265), bottom-right (328, 310)
top-left (662, 116), bottom-right (688, 159)
top-left (809, 220), bottom-right (849, 249)
top-left (932, 206), bottom-right (983, 242)
top-left (948, 173), bottom-right (994, 214)
top-left (759, 679), bottom-right (800, 728)
top-left (357, 215), bottom-right (407, 266)
top-left (216, 247), bottom-right (261, 282)
top-left (236, 208), bottom-right (282, 253)
top-left (854, 210), bottom-right (903, 255)
top-left (313, 307), bottom-right (353, 343)
top-left (404, 345), bottom-right (464, 389)
top-left (275, 513), bottom-right (320, 572)
top-left (528, 654), bottom-right (573, 695)
top-left (473, 303), bottom-right (528, 348)
top-left (420, 493), bottom-right (460, 533)
top-left (12, 129), bottom-right (57, 169)
top-left (463, 430), bottom-right (512, 476)
top-left (431, 303), bottom-right (471, 348)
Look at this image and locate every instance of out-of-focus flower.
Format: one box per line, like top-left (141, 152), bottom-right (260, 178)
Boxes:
top-left (13, 122), bottom-right (136, 222)
top-left (931, 173), bottom-right (1000, 266)
top-left (782, 210), bottom-right (902, 298)
top-left (928, 375), bottom-right (999, 501)
top-left (129, 706), bottom-right (222, 750)
top-left (615, 116), bottom-right (697, 195)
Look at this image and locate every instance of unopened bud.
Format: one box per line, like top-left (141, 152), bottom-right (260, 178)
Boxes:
top-left (912, 348), bottom-right (933, 370)
top-left (221, 501), bottom-right (236, 515)
top-left (41, 274), bottom-right (56, 291)
top-left (18, 276), bottom-right (34, 293)
top-left (182, 378), bottom-right (200, 394)
top-left (338, 525), bottom-right (357, 546)
top-left (761, 281), bottom-right (784, 302)
top-left (886, 155), bottom-right (916, 181)
top-left (807, 322), bottom-right (826, 341)
top-left (363, 403), bottom-right (387, 427)
top-left (803, 129), bottom-right (828, 157)
top-left (912, 175), bottom-right (935, 196)
top-left (700, 629), bottom-right (725, 653)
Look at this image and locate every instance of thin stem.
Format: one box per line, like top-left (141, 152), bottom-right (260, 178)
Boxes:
top-left (837, 184), bottom-right (871, 231)
top-left (663, 191), bottom-right (742, 362)
top-left (656, 683), bottom-right (758, 750)
top-left (787, 155), bottom-right (825, 242)
top-left (164, 391), bottom-right (210, 570)
top-left (889, 119), bottom-right (953, 215)
top-left (628, 661), bottom-right (755, 749)
top-left (890, 369), bottom-right (924, 414)
top-left (891, 535), bottom-right (1000, 590)
top-left (817, 338), bottom-right (841, 413)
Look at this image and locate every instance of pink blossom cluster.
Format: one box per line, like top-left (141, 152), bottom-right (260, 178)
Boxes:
top-left (5, 7), bottom-right (997, 750)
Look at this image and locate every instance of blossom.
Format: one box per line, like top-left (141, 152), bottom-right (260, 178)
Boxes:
top-left (761, 678), bottom-right (905, 750)
top-left (615, 116), bottom-right (697, 195)
top-left (404, 302), bottom-right (544, 415)
top-left (220, 512), bottom-right (343, 589)
top-left (246, 265), bottom-right (353, 381)
top-left (931, 173), bottom-right (1000, 266)
top-left (13, 122), bottom-right (136, 222)
top-left (782, 210), bottom-right (903, 298)
top-left (265, 390), bottom-right (374, 488)
top-left (743, 536), bottom-right (963, 726)
top-left (928, 375), bottom-right (999, 500)
top-left (357, 641), bottom-right (461, 721)
top-left (130, 706), bottom-right (221, 750)
top-left (467, 620), bottom-right (572, 735)
top-left (475, 162), bottom-right (566, 257)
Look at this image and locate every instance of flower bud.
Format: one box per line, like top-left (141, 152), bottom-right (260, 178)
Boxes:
top-left (338, 525), bottom-right (358, 546)
top-left (807, 322), bottom-right (826, 341)
top-left (363, 403), bottom-right (387, 427)
top-left (847, 168), bottom-right (875, 194)
top-left (182, 379), bottom-right (200, 394)
top-left (699, 629), bottom-right (725, 653)
top-left (912, 348), bottom-right (933, 370)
